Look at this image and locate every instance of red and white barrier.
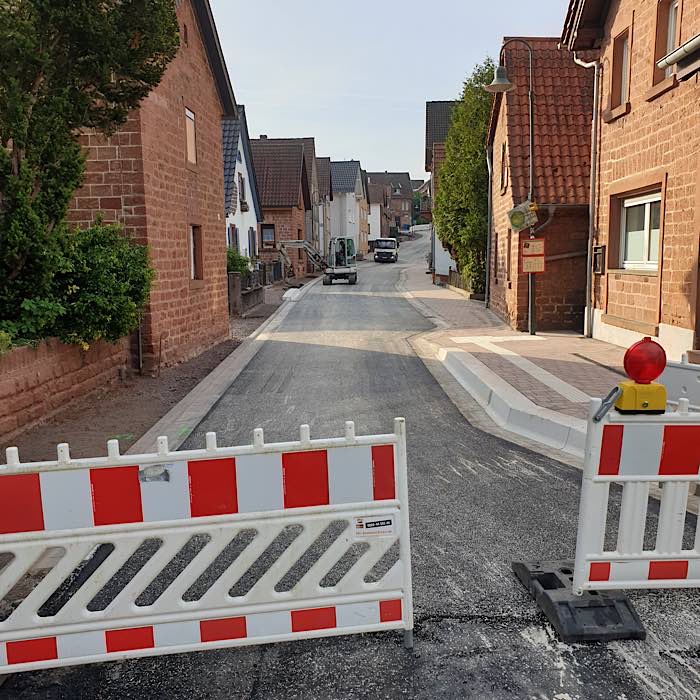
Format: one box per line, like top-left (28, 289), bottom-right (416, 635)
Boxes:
top-left (573, 401), bottom-right (700, 594)
top-left (0, 420), bottom-right (413, 674)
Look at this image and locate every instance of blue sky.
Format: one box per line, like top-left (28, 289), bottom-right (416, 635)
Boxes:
top-left (209, 0), bottom-right (569, 181)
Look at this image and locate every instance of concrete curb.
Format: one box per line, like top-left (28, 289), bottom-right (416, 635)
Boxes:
top-left (397, 268), bottom-right (587, 459)
top-left (128, 275), bottom-right (323, 455)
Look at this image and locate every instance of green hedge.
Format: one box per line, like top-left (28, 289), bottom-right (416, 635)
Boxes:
top-left (227, 248), bottom-right (250, 274)
top-left (0, 222), bottom-right (153, 350)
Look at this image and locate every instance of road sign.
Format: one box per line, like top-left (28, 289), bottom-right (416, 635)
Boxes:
top-left (521, 239), bottom-right (545, 274)
top-left (508, 201), bottom-right (538, 231)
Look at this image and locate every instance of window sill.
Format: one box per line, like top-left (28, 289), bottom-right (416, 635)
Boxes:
top-left (602, 313), bottom-right (658, 336)
top-left (189, 279), bottom-right (205, 290)
top-left (602, 102), bottom-right (631, 123)
top-left (645, 75), bottom-right (677, 102)
top-left (186, 161), bottom-right (199, 174)
top-left (608, 267), bottom-right (658, 277)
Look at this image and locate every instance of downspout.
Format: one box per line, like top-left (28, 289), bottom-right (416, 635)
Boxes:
top-left (485, 144), bottom-right (494, 307)
top-left (573, 52), bottom-right (601, 338)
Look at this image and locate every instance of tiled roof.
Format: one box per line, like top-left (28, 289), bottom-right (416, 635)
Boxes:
top-left (366, 172), bottom-right (413, 199)
top-left (222, 116), bottom-right (240, 216)
top-left (250, 139), bottom-right (307, 208)
top-left (367, 183), bottom-right (386, 205)
top-left (425, 101), bottom-right (457, 170)
top-left (488, 37), bottom-right (594, 206)
top-left (316, 157), bottom-right (332, 199)
top-left (411, 179), bottom-right (425, 190)
top-left (331, 161), bottom-right (361, 193)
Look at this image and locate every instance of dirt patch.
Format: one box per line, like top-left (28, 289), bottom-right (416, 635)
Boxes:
top-left (4, 340), bottom-right (243, 463)
top-left (4, 296), bottom-right (282, 463)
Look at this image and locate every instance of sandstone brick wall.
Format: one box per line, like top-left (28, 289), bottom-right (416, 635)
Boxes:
top-left (593, 0), bottom-right (700, 342)
top-left (489, 97), bottom-right (588, 331)
top-left (67, 0), bottom-right (230, 371)
top-left (0, 339), bottom-right (128, 446)
top-left (259, 206), bottom-right (307, 279)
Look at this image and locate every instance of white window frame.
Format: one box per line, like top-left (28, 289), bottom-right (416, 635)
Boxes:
top-left (185, 108), bottom-right (197, 165)
top-left (665, 0), bottom-right (679, 78)
top-left (620, 192), bottom-right (662, 270)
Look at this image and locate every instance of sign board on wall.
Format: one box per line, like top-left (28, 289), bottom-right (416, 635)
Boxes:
top-left (521, 239), bottom-right (545, 274)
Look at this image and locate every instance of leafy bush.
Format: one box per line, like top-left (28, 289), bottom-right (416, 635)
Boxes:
top-left (433, 59), bottom-right (494, 294)
top-left (227, 248), bottom-right (250, 274)
top-left (0, 0), bottom-right (178, 348)
top-left (51, 223), bottom-right (154, 347)
top-left (0, 222), bottom-right (154, 349)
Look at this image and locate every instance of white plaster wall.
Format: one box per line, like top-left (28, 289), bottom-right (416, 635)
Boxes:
top-left (226, 135), bottom-right (259, 258)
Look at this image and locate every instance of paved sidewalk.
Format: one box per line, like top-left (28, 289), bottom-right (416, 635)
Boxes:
top-left (401, 264), bottom-right (628, 457)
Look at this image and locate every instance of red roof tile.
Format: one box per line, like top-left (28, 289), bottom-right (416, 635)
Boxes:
top-left (488, 37), bottom-right (594, 206)
top-left (250, 139), bottom-right (310, 209)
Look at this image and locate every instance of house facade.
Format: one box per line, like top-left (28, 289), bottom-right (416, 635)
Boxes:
top-left (487, 37), bottom-right (593, 331)
top-left (250, 138), bottom-right (311, 279)
top-left (316, 157), bottom-right (333, 255)
top-left (222, 105), bottom-right (262, 259)
top-left (367, 172), bottom-right (413, 231)
top-left (67, 0), bottom-right (233, 371)
top-left (330, 161), bottom-right (369, 256)
top-left (562, 0), bottom-right (700, 360)
top-left (368, 183), bottom-right (391, 243)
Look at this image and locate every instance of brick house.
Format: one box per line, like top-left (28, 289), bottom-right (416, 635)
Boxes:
top-left (487, 37), bottom-right (594, 331)
top-left (562, 0), bottom-right (700, 360)
top-left (250, 138), bottom-right (312, 279)
top-left (67, 0), bottom-right (235, 371)
top-left (366, 172), bottom-right (413, 231)
top-left (425, 101), bottom-right (457, 211)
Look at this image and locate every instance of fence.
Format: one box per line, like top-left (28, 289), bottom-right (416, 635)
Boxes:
top-left (660, 355), bottom-right (700, 410)
top-left (0, 419), bottom-right (413, 674)
top-left (572, 400), bottom-right (700, 595)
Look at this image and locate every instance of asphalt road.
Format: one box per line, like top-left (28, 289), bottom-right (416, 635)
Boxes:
top-left (5, 238), bottom-right (700, 699)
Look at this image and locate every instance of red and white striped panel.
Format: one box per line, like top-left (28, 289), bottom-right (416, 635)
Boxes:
top-left (598, 423), bottom-right (700, 477)
top-left (0, 445), bottom-right (396, 535)
top-left (0, 599), bottom-right (403, 670)
top-left (586, 559), bottom-right (700, 585)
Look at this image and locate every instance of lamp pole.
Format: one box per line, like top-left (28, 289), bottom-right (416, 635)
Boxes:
top-left (485, 39), bottom-right (536, 335)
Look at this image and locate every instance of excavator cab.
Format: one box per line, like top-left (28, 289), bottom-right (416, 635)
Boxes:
top-left (324, 237), bottom-right (357, 286)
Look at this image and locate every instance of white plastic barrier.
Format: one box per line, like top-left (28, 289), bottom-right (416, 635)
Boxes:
top-left (0, 419), bottom-right (413, 674)
top-left (660, 355), bottom-right (700, 410)
top-left (573, 400), bottom-right (700, 595)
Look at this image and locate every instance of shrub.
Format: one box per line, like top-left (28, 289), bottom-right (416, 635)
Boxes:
top-left (48, 223), bottom-right (154, 347)
top-left (227, 248), bottom-right (250, 274)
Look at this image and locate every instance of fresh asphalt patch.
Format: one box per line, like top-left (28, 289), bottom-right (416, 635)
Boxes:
top-left (5, 242), bottom-right (699, 699)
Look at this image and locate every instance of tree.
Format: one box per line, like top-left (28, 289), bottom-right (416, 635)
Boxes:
top-left (0, 0), bottom-right (179, 340)
top-left (433, 58), bottom-right (494, 293)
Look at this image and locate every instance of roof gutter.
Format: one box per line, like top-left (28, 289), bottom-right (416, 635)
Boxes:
top-left (485, 144), bottom-right (493, 307)
top-left (657, 33), bottom-right (700, 69)
top-left (572, 52), bottom-right (601, 339)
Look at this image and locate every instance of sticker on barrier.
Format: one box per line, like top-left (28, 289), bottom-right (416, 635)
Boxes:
top-left (573, 404), bottom-right (700, 595)
top-left (0, 419), bottom-right (413, 674)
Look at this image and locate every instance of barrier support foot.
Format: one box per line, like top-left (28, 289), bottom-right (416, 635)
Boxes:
top-left (512, 560), bottom-right (646, 643)
top-left (403, 630), bottom-right (414, 649)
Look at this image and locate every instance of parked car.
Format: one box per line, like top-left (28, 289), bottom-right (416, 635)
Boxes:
top-left (373, 237), bottom-right (399, 263)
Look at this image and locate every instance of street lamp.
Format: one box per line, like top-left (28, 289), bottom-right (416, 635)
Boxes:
top-left (485, 39), bottom-right (537, 335)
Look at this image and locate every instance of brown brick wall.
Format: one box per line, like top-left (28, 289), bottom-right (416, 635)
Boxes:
top-left (259, 205), bottom-right (307, 279)
top-left (67, 0), bottom-right (230, 371)
top-left (594, 0), bottom-right (700, 341)
top-left (0, 339), bottom-right (128, 445)
top-left (489, 98), bottom-right (588, 330)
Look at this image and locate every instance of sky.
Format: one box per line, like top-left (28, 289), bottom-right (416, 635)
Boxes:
top-left (209, 0), bottom-right (569, 182)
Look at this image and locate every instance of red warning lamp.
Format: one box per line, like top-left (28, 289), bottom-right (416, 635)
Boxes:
top-left (614, 337), bottom-right (667, 414)
top-left (623, 337), bottom-right (667, 384)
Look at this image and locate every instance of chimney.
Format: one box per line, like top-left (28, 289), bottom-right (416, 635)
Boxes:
top-left (260, 135), bottom-right (268, 139)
